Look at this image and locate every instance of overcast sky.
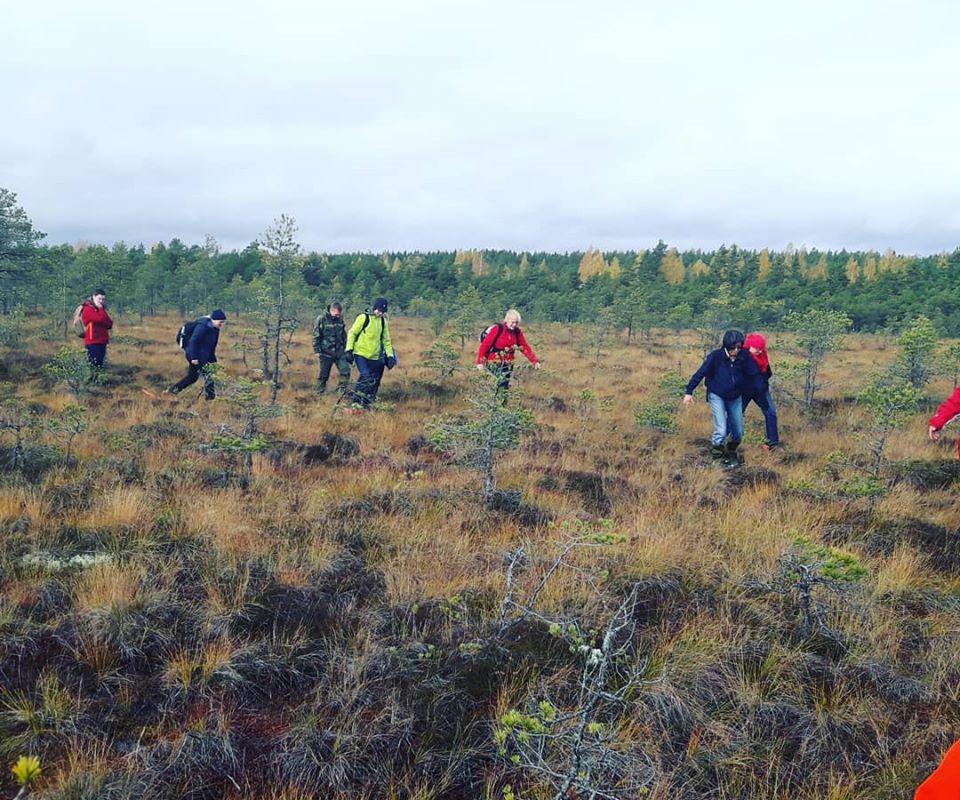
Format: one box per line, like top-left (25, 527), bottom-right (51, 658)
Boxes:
top-left (3, 0), bottom-right (958, 253)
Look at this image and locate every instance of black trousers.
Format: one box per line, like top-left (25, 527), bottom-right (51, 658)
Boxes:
top-left (170, 362), bottom-right (215, 399)
top-left (86, 344), bottom-right (107, 369)
top-left (486, 362), bottom-right (513, 390)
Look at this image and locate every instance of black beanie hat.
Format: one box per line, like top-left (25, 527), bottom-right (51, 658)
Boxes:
top-left (211, 309), bottom-right (227, 320)
top-left (372, 297), bottom-right (388, 312)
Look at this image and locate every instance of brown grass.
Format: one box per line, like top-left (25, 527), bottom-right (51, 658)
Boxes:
top-left (0, 313), bottom-right (957, 798)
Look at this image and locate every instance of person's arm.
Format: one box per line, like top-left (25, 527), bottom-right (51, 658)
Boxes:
top-left (684, 352), bottom-right (714, 397)
top-left (929, 387), bottom-right (960, 439)
top-left (382, 318), bottom-right (395, 358)
top-left (477, 327), bottom-right (498, 365)
top-left (516, 330), bottom-right (539, 365)
top-left (312, 316), bottom-right (322, 353)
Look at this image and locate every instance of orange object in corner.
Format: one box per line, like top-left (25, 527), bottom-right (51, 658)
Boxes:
top-left (916, 740), bottom-right (960, 800)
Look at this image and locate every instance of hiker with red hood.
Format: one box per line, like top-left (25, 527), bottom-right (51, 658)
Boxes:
top-left (79, 288), bottom-right (113, 373)
top-left (928, 385), bottom-right (960, 458)
top-left (476, 309), bottom-right (540, 390)
top-left (743, 333), bottom-right (781, 450)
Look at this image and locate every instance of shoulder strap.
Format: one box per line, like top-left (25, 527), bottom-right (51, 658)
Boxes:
top-left (483, 323), bottom-right (506, 358)
top-left (359, 313), bottom-right (371, 335)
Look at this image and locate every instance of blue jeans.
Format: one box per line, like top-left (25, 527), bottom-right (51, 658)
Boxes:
top-left (353, 355), bottom-right (385, 408)
top-left (707, 393), bottom-right (744, 446)
top-left (744, 389), bottom-right (780, 445)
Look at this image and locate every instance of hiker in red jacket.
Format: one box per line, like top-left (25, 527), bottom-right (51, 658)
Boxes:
top-left (79, 289), bottom-right (113, 372)
top-left (929, 386), bottom-right (960, 458)
top-left (476, 309), bottom-right (540, 389)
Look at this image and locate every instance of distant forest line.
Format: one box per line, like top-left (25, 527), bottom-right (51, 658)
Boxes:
top-left (3, 191), bottom-right (959, 334)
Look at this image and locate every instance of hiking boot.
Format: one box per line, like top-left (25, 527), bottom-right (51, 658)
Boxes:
top-left (710, 445), bottom-right (726, 461)
top-left (316, 384), bottom-right (327, 395)
top-left (725, 440), bottom-right (744, 466)
top-left (762, 442), bottom-right (782, 452)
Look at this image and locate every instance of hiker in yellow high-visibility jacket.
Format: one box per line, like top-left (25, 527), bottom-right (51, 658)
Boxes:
top-left (344, 297), bottom-right (396, 412)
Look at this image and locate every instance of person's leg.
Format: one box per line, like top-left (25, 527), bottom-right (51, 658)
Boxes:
top-left (86, 344), bottom-right (106, 379)
top-left (497, 363), bottom-right (513, 390)
top-left (169, 362), bottom-right (201, 393)
top-left (707, 393), bottom-right (729, 448)
top-left (726, 397), bottom-right (744, 444)
top-left (366, 358), bottom-right (386, 405)
top-left (335, 355), bottom-right (352, 393)
top-left (317, 355), bottom-right (333, 392)
top-left (762, 389), bottom-right (780, 446)
top-left (720, 397), bottom-right (745, 465)
top-left (202, 365), bottom-right (216, 400)
top-left (353, 355), bottom-right (375, 407)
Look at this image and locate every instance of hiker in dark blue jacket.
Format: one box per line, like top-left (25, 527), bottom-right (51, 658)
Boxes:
top-left (165, 309), bottom-right (227, 400)
top-left (682, 329), bottom-right (765, 464)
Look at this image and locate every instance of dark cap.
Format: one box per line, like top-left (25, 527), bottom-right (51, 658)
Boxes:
top-left (93, 288), bottom-right (106, 296)
top-left (372, 297), bottom-right (388, 312)
top-left (210, 309), bottom-right (227, 320)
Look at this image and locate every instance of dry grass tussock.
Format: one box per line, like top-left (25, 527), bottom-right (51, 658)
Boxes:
top-left (0, 313), bottom-right (957, 798)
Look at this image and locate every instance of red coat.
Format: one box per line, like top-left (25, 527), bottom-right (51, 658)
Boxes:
top-left (930, 387), bottom-right (960, 460)
top-left (80, 302), bottom-right (113, 346)
top-left (916, 739), bottom-right (960, 800)
top-left (476, 325), bottom-right (539, 366)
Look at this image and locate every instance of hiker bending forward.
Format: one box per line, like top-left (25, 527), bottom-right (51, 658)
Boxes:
top-left (167, 310), bottom-right (226, 400)
top-left (312, 302), bottom-right (350, 395)
top-left (683, 329), bottom-right (764, 464)
top-left (742, 333), bottom-right (781, 450)
top-left (476, 309), bottom-right (540, 389)
top-left (345, 297), bottom-right (396, 410)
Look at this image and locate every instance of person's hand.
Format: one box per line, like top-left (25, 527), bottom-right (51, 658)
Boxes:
top-left (682, 394), bottom-right (694, 406)
top-left (191, 359), bottom-right (199, 365)
top-left (533, 362), bottom-right (542, 370)
top-left (476, 363), bottom-right (485, 371)
top-left (929, 425), bottom-right (942, 441)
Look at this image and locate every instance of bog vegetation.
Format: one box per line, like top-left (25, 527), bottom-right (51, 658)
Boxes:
top-left (1, 190), bottom-right (959, 798)
top-left (0, 310), bottom-right (958, 799)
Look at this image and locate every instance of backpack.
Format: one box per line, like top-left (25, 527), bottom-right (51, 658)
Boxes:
top-left (72, 303), bottom-right (87, 338)
top-left (176, 318), bottom-right (202, 349)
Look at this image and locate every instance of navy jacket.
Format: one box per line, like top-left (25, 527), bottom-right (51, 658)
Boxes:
top-left (686, 348), bottom-right (765, 400)
top-left (745, 364), bottom-right (773, 401)
top-left (185, 318), bottom-right (220, 365)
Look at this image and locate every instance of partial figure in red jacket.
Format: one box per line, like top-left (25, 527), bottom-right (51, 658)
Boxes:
top-left (929, 386), bottom-right (960, 459)
top-left (915, 738), bottom-right (960, 799)
top-left (475, 308), bottom-right (540, 390)
top-left (79, 288), bottom-right (113, 373)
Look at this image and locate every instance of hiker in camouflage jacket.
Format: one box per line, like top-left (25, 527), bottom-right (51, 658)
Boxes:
top-left (312, 302), bottom-right (351, 394)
